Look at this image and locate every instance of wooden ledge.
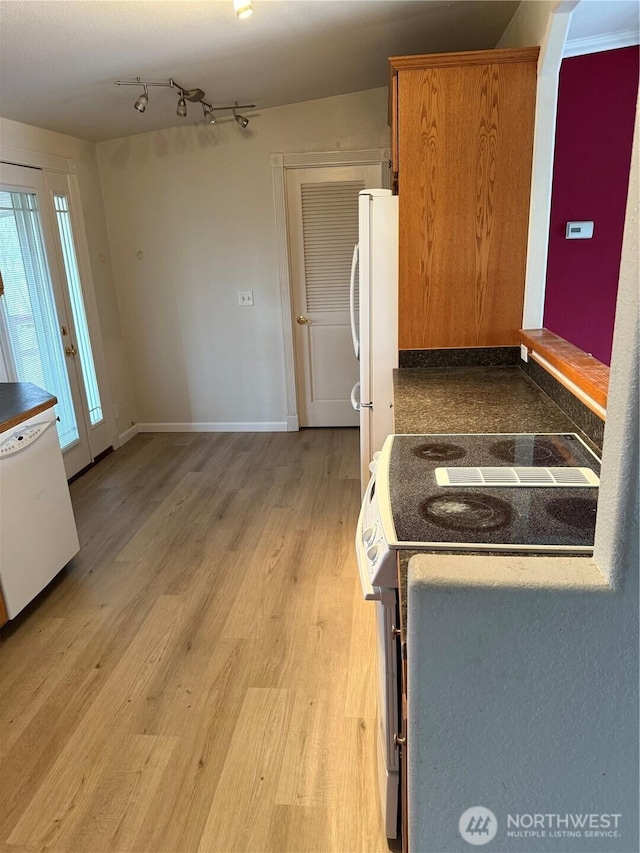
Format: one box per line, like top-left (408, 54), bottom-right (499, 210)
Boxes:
top-left (519, 329), bottom-right (609, 419)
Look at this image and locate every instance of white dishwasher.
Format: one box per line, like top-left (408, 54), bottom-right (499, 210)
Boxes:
top-left (0, 405), bottom-right (80, 619)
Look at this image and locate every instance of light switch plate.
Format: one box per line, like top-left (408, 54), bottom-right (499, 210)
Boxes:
top-left (238, 290), bottom-right (254, 306)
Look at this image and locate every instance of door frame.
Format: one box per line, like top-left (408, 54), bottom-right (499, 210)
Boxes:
top-left (0, 143), bottom-right (116, 460)
top-left (271, 148), bottom-right (390, 431)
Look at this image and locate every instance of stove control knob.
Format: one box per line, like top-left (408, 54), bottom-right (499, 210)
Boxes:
top-left (366, 543), bottom-right (380, 563)
top-left (363, 525), bottom-right (377, 546)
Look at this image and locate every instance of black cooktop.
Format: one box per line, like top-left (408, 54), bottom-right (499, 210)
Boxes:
top-left (388, 433), bottom-right (601, 552)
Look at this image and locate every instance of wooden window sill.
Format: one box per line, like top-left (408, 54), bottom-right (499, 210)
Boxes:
top-left (519, 329), bottom-right (608, 420)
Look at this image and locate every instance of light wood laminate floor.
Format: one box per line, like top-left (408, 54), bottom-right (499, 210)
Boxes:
top-left (0, 430), bottom-right (393, 853)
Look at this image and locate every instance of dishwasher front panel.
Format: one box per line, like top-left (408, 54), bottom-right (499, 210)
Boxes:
top-left (0, 406), bottom-right (79, 619)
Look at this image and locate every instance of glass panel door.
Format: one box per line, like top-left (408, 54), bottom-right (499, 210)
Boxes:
top-left (0, 187), bottom-right (79, 449)
top-left (43, 168), bottom-right (112, 462)
top-left (0, 162), bottom-right (91, 477)
top-left (53, 194), bottom-right (103, 427)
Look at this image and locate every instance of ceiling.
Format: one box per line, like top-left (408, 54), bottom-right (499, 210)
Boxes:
top-left (0, 0), bottom-right (521, 142)
top-left (1, 1), bottom-right (636, 144)
top-left (566, 0), bottom-right (639, 42)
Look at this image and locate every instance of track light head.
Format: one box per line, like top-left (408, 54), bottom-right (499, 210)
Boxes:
top-left (134, 85), bottom-right (149, 113)
top-left (233, 103), bottom-right (249, 128)
top-left (233, 0), bottom-right (253, 19)
top-left (177, 91), bottom-right (187, 118)
top-left (202, 103), bottom-right (216, 124)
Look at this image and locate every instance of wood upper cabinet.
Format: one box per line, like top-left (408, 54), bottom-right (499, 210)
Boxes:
top-left (390, 48), bottom-right (539, 350)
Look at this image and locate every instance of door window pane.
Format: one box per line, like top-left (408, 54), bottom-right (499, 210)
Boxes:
top-left (53, 194), bottom-right (103, 425)
top-left (0, 189), bottom-right (79, 448)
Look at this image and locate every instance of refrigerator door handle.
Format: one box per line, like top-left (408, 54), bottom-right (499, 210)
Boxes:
top-left (350, 381), bottom-right (361, 412)
top-left (351, 382), bottom-right (373, 412)
top-left (349, 242), bottom-right (359, 360)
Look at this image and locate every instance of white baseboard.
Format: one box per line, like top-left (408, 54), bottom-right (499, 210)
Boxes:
top-left (286, 414), bottom-right (299, 431)
top-left (116, 424), bottom-right (139, 447)
top-left (136, 421), bottom-right (289, 433)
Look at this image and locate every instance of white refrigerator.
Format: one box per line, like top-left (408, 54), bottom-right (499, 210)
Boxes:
top-left (350, 189), bottom-right (399, 494)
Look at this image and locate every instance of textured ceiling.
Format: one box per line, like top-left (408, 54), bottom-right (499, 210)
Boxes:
top-left (0, 0), bottom-right (522, 142)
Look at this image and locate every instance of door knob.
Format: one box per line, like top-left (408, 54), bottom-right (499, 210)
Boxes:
top-left (64, 344), bottom-right (78, 357)
top-left (296, 315), bottom-right (310, 325)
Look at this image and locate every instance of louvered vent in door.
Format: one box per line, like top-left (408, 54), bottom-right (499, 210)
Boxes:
top-left (301, 180), bottom-right (363, 312)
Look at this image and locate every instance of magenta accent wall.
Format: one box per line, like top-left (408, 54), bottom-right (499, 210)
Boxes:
top-left (543, 46), bottom-right (639, 366)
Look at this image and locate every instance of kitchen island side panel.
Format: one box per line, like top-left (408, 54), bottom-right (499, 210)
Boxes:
top-left (407, 557), bottom-right (637, 853)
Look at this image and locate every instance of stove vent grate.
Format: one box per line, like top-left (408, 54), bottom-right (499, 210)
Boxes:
top-left (435, 467), bottom-right (600, 487)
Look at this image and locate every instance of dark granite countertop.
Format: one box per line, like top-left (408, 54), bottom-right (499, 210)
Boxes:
top-left (393, 365), bottom-right (585, 435)
top-left (0, 382), bottom-right (57, 433)
top-left (392, 365), bottom-right (600, 632)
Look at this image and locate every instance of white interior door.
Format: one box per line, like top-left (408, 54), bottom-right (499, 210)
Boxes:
top-left (286, 164), bottom-right (382, 427)
top-left (0, 162), bottom-right (107, 478)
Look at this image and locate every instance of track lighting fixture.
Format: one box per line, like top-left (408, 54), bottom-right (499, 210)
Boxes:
top-left (233, 0), bottom-right (253, 19)
top-left (134, 84), bottom-right (148, 113)
top-left (114, 78), bottom-right (255, 128)
top-left (176, 91), bottom-right (188, 118)
top-left (183, 88), bottom-right (205, 102)
top-left (233, 103), bottom-right (249, 128)
top-left (202, 103), bottom-right (216, 124)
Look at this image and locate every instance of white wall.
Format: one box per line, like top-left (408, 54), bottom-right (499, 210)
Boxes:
top-left (0, 116), bottom-right (136, 442)
top-left (498, 0), bottom-right (566, 49)
top-left (96, 88), bottom-right (390, 430)
top-left (498, 0), bottom-right (579, 328)
top-left (594, 93), bottom-right (639, 589)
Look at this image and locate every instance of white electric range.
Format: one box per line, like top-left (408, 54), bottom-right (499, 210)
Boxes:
top-left (355, 432), bottom-right (601, 840)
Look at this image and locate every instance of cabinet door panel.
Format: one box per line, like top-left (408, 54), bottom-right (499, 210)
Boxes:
top-left (397, 57), bottom-right (536, 349)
